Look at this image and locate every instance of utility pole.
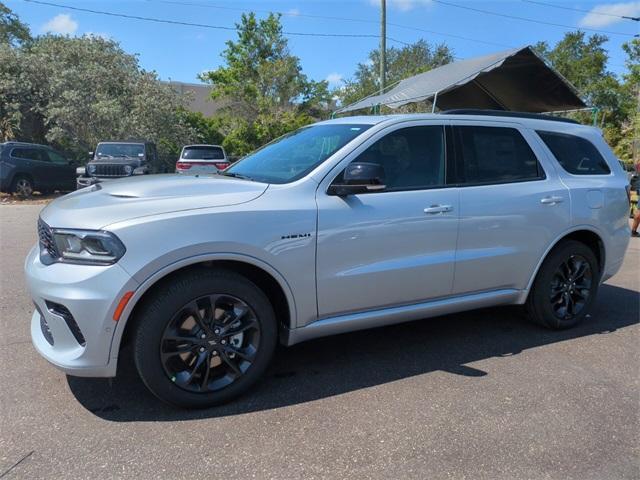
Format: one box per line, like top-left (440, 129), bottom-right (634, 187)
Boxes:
top-left (380, 0), bottom-right (386, 96)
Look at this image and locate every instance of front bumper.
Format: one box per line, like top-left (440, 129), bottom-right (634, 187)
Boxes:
top-left (25, 245), bottom-right (139, 377)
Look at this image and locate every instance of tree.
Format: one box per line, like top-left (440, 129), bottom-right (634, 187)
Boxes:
top-left (0, 7), bottom-right (197, 169)
top-left (199, 13), bottom-right (331, 155)
top-left (615, 39), bottom-right (640, 163)
top-left (534, 32), bottom-right (635, 158)
top-left (337, 40), bottom-right (455, 109)
top-left (0, 2), bottom-right (31, 47)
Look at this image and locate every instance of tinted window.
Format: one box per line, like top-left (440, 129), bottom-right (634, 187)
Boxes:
top-left (11, 148), bottom-right (48, 162)
top-left (46, 151), bottom-right (68, 164)
top-left (454, 126), bottom-right (542, 185)
top-left (225, 124), bottom-right (372, 184)
top-left (182, 146), bottom-right (224, 160)
top-left (537, 131), bottom-right (610, 175)
top-left (95, 143), bottom-right (145, 159)
top-left (345, 126), bottom-right (445, 191)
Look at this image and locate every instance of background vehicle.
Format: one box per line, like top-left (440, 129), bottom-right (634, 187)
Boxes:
top-left (0, 142), bottom-right (76, 197)
top-left (175, 144), bottom-right (229, 174)
top-left (76, 141), bottom-right (157, 189)
top-left (26, 112), bottom-right (630, 408)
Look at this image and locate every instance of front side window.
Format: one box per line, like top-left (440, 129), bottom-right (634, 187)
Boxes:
top-left (224, 124), bottom-right (372, 184)
top-left (46, 151), bottom-right (68, 164)
top-left (340, 125), bottom-right (446, 191)
top-left (537, 131), bottom-right (611, 175)
top-left (454, 126), bottom-right (542, 185)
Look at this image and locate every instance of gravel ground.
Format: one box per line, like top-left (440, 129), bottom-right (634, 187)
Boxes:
top-left (1, 204), bottom-right (638, 480)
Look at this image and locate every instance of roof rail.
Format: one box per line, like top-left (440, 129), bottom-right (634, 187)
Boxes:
top-left (443, 109), bottom-right (579, 125)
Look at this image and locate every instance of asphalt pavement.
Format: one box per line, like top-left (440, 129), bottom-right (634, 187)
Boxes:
top-left (1, 204), bottom-right (638, 479)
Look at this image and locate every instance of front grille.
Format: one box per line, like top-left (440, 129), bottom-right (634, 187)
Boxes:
top-left (37, 218), bottom-right (59, 260)
top-left (46, 301), bottom-right (86, 347)
top-left (93, 164), bottom-right (129, 177)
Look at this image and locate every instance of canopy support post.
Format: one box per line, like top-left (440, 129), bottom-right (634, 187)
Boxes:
top-left (431, 91), bottom-right (438, 113)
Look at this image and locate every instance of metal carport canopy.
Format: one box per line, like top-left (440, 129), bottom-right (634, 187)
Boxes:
top-left (335, 46), bottom-right (586, 114)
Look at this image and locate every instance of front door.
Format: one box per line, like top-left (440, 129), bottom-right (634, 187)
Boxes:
top-left (315, 124), bottom-right (459, 318)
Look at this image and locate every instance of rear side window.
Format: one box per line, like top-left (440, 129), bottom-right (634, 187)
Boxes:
top-left (182, 146), bottom-right (225, 160)
top-left (11, 148), bottom-right (48, 162)
top-left (537, 131), bottom-right (610, 175)
top-left (453, 126), bottom-right (543, 185)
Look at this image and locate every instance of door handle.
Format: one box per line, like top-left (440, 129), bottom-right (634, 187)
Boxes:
top-left (540, 196), bottom-right (564, 205)
top-left (424, 204), bottom-right (453, 214)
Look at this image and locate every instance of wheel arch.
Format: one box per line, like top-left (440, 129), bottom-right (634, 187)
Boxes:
top-left (524, 226), bottom-right (606, 295)
top-left (111, 254), bottom-right (297, 358)
top-left (11, 171), bottom-right (35, 190)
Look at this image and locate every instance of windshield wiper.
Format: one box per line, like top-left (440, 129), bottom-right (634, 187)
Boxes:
top-left (219, 171), bottom-right (254, 181)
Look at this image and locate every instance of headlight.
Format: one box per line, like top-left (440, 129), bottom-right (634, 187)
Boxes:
top-left (124, 165), bottom-right (133, 175)
top-left (40, 227), bottom-right (126, 265)
top-left (87, 164), bottom-right (96, 175)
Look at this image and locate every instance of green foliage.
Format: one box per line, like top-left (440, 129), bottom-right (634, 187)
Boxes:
top-left (0, 2), bottom-right (31, 47)
top-left (535, 32), bottom-right (638, 162)
top-left (0, 26), bottom-right (197, 169)
top-left (337, 40), bottom-right (455, 110)
top-left (199, 12), bottom-right (330, 156)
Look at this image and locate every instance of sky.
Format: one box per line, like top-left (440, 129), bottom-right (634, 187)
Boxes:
top-left (6, 0), bottom-right (640, 89)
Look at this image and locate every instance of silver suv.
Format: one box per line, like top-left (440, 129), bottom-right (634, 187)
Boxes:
top-left (25, 112), bottom-right (631, 408)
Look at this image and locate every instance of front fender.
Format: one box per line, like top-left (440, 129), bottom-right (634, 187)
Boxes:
top-left (107, 252), bottom-right (298, 363)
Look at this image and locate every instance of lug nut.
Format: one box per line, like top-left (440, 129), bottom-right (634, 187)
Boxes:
top-left (199, 347), bottom-right (205, 353)
top-left (221, 339), bottom-right (227, 345)
top-left (200, 334), bottom-right (206, 339)
top-left (212, 350), bottom-right (218, 356)
top-left (214, 328), bottom-right (220, 335)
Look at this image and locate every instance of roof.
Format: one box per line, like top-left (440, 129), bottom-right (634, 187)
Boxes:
top-left (318, 112), bottom-right (600, 135)
top-left (336, 46), bottom-right (586, 114)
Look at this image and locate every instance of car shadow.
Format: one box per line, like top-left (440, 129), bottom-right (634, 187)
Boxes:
top-left (67, 283), bottom-right (639, 422)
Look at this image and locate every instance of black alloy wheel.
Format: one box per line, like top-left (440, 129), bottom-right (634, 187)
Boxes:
top-left (160, 294), bottom-right (260, 393)
top-left (526, 240), bottom-right (599, 329)
top-left (548, 254), bottom-right (592, 320)
top-left (133, 268), bottom-right (277, 408)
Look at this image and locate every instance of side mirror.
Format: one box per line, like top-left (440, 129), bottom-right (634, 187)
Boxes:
top-left (328, 162), bottom-right (386, 196)
top-left (88, 151), bottom-right (94, 159)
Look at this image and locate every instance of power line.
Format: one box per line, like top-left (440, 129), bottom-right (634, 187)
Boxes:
top-left (21, 0), bottom-right (407, 44)
top-left (431, 0), bottom-right (637, 37)
top-left (522, 0), bottom-right (640, 22)
top-left (149, 0), bottom-right (515, 48)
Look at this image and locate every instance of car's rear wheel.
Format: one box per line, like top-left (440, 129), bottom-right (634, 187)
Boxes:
top-left (133, 268), bottom-right (277, 408)
top-left (12, 176), bottom-right (34, 198)
top-left (526, 240), bottom-right (600, 329)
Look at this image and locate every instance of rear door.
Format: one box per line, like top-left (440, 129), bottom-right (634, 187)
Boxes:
top-left (450, 121), bottom-right (570, 295)
top-left (10, 147), bottom-right (53, 190)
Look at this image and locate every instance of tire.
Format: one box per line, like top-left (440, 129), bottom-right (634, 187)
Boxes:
top-left (526, 240), bottom-right (600, 329)
top-left (11, 175), bottom-right (34, 198)
top-left (132, 268), bottom-right (277, 408)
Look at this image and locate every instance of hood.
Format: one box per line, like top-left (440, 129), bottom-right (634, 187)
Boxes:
top-left (40, 174), bottom-right (268, 229)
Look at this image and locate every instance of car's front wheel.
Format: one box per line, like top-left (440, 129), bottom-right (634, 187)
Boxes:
top-left (133, 268), bottom-right (277, 408)
top-left (526, 240), bottom-right (600, 329)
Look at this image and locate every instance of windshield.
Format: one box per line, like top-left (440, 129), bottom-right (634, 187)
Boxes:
top-left (182, 146), bottom-right (225, 160)
top-left (96, 143), bottom-right (145, 159)
top-left (224, 124), bottom-right (372, 184)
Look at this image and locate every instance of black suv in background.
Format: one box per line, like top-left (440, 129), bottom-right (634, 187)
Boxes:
top-left (77, 141), bottom-right (157, 189)
top-left (0, 142), bottom-right (76, 197)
